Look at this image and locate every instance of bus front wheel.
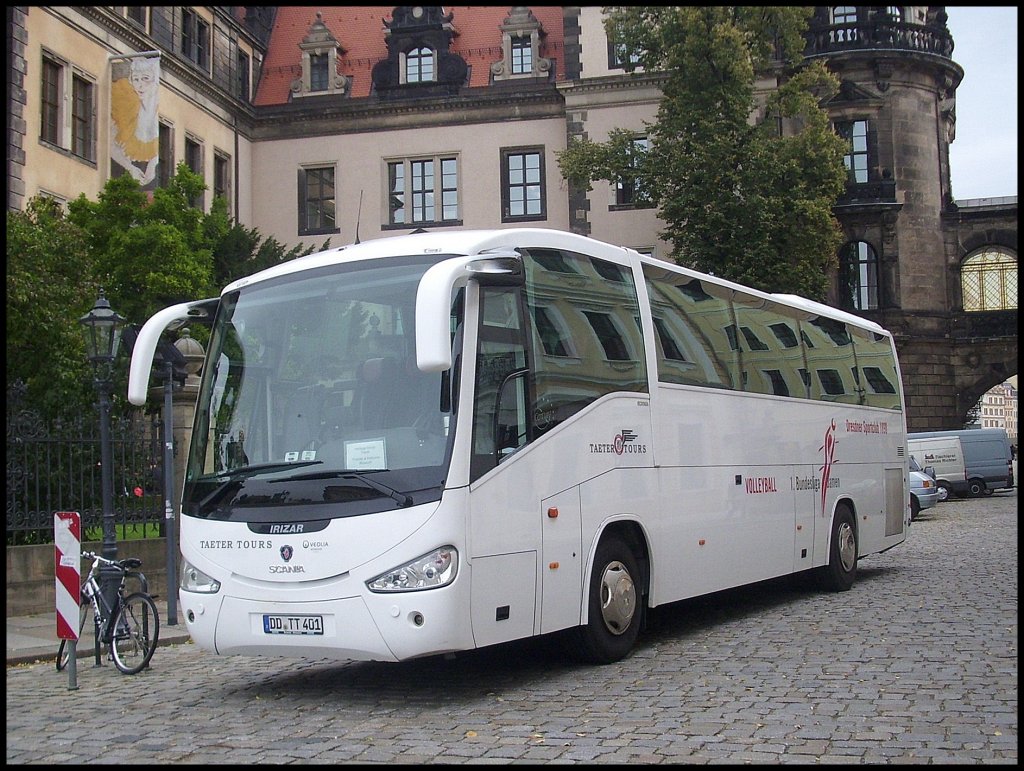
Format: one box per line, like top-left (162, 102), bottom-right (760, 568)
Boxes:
top-left (818, 505), bottom-right (857, 592)
top-left (570, 535), bottom-right (643, 664)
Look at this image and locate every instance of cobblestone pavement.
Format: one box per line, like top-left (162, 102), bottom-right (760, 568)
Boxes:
top-left (7, 490), bottom-right (1017, 764)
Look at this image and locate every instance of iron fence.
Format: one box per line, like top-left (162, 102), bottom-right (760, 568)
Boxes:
top-left (6, 381), bottom-right (166, 545)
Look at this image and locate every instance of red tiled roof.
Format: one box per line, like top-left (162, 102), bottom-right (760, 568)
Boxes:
top-left (254, 6), bottom-right (566, 106)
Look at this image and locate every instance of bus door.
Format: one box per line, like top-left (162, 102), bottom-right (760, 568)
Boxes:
top-left (466, 285), bottom-right (541, 648)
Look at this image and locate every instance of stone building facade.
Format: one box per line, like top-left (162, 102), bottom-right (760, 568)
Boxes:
top-left (6, 6), bottom-right (1016, 430)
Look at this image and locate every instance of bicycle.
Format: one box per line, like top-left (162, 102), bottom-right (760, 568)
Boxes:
top-left (56, 550), bottom-right (160, 675)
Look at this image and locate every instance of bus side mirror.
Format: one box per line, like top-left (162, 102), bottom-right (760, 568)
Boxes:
top-left (128, 298), bottom-right (217, 405)
top-left (416, 253), bottom-right (522, 372)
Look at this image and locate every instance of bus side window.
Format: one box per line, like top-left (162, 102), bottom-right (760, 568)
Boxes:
top-left (471, 287), bottom-right (528, 481)
top-left (641, 265), bottom-right (735, 389)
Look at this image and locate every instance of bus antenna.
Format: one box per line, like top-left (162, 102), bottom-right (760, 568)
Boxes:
top-left (354, 190), bottom-right (363, 244)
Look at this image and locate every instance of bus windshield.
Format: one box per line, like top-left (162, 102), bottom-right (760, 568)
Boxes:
top-left (183, 254), bottom-right (457, 521)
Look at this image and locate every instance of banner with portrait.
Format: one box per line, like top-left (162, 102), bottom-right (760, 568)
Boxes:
top-left (110, 53), bottom-right (161, 190)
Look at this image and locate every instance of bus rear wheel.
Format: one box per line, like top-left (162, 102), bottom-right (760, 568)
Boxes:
top-left (570, 534), bottom-right (643, 664)
top-left (818, 505), bottom-right (857, 592)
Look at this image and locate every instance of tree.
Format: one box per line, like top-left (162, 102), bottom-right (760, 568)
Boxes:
top-left (557, 6), bottom-right (848, 301)
top-left (205, 194), bottom-right (330, 289)
top-left (6, 197), bottom-right (100, 418)
top-left (67, 165), bottom-right (215, 325)
top-left (8, 165), bottom-right (325, 420)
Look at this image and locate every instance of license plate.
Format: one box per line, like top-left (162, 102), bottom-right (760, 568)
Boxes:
top-left (262, 614), bottom-right (324, 635)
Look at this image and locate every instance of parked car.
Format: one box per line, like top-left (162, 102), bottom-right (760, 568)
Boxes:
top-left (909, 455), bottom-right (940, 520)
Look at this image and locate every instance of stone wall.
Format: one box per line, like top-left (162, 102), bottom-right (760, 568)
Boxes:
top-left (6, 538), bottom-right (176, 617)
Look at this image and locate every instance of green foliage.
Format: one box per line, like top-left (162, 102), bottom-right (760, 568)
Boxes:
top-left (67, 165), bottom-right (215, 324)
top-left (6, 198), bottom-right (99, 418)
top-left (558, 6), bottom-right (847, 300)
top-left (8, 165), bottom-right (318, 421)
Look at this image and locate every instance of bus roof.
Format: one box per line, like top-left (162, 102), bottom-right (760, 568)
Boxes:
top-left (222, 228), bottom-right (889, 338)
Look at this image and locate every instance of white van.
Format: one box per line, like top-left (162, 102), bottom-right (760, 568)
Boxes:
top-left (909, 428), bottom-right (1014, 497)
top-left (907, 435), bottom-right (966, 501)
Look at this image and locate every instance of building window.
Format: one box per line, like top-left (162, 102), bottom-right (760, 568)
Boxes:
top-left (510, 36), bottom-right (532, 75)
top-left (309, 53), bottom-right (329, 92)
top-left (608, 41), bottom-right (642, 70)
top-left (491, 7), bottom-right (552, 82)
top-left (40, 54), bottom-right (96, 163)
top-left (616, 136), bottom-right (651, 206)
top-left (837, 119), bottom-right (869, 184)
top-left (126, 6), bottom-right (147, 29)
top-left (961, 247), bottom-right (1018, 311)
top-left (765, 370), bottom-right (791, 397)
top-left (291, 12), bottom-right (348, 99)
top-left (501, 148), bottom-right (545, 222)
top-left (830, 6), bottom-right (858, 43)
top-left (386, 156), bottom-right (459, 226)
top-left (839, 241), bottom-right (880, 311)
top-left (298, 166), bottom-right (338, 235)
top-left (769, 322), bottom-right (799, 348)
top-left (214, 152), bottom-right (231, 214)
top-left (817, 369), bottom-right (846, 396)
top-left (583, 311), bottom-right (632, 361)
top-left (40, 56), bottom-right (62, 146)
top-left (157, 122), bottom-right (174, 187)
top-left (184, 135), bottom-right (204, 209)
top-left (404, 47), bottom-right (435, 84)
top-left (181, 9), bottom-right (210, 71)
top-left (71, 73), bottom-right (95, 162)
top-left (740, 327), bottom-right (770, 352)
top-left (237, 50), bottom-right (250, 101)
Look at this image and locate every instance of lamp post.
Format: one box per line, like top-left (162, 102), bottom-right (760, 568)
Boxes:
top-left (79, 290), bottom-right (127, 615)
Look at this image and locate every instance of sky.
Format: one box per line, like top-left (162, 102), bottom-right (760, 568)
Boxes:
top-left (944, 6), bottom-right (1018, 201)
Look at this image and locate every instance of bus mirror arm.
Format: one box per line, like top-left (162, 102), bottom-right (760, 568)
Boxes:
top-left (416, 253), bottom-right (522, 372)
top-left (127, 298), bottom-right (217, 406)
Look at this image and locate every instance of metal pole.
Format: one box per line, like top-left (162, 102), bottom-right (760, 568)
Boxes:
top-left (96, 378), bottom-right (120, 625)
top-left (163, 360), bottom-right (178, 625)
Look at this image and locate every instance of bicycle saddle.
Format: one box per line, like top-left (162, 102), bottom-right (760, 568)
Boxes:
top-left (122, 558), bottom-right (143, 569)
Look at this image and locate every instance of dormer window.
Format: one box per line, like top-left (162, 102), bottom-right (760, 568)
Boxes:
top-left (290, 12), bottom-right (350, 99)
top-left (310, 53), bottom-right (329, 91)
top-left (510, 36), bottom-right (532, 74)
top-left (491, 7), bottom-right (553, 82)
top-left (404, 47), bottom-right (435, 83)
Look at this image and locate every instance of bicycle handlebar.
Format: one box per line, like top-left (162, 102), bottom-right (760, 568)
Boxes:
top-left (81, 551), bottom-right (144, 571)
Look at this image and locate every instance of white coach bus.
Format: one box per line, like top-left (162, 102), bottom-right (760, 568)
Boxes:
top-left (128, 228), bottom-right (909, 664)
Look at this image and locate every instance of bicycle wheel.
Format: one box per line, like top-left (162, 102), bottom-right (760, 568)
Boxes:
top-left (110, 592), bottom-right (160, 674)
top-left (56, 601), bottom-right (91, 671)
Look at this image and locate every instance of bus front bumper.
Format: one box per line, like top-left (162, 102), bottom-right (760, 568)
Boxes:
top-left (180, 587), bottom-right (471, 662)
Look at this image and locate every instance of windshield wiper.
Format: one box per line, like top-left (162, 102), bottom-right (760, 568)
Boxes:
top-left (282, 469), bottom-right (413, 508)
top-left (212, 460), bottom-right (323, 480)
top-left (198, 460), bottom-right (324, 513)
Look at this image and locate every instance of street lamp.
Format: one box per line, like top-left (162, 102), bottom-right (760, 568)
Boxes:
top-left (79, 290), bottom-right (127, 615)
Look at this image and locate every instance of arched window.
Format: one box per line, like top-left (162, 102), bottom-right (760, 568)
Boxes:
top-left (839, 241), bottom-right (879, 311)
top-left (404, 47), bottom-right (435, 83)
top-left (830, 6), bottom-right (858, 43)
top-left (961, 247), bottom-right (1018, 311)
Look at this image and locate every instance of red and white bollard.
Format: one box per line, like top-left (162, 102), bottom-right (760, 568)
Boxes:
top-left (54, 511), bottom-right (81, 689)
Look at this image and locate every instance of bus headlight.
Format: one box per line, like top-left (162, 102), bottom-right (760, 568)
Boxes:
top-left (180, 559), bottom-right (221, 594)
top-left (366, 546), bottom-right (458, 593)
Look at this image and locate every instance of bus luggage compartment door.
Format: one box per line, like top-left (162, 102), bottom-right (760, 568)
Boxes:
top-left (540, 487), bottom-right (583, 634)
